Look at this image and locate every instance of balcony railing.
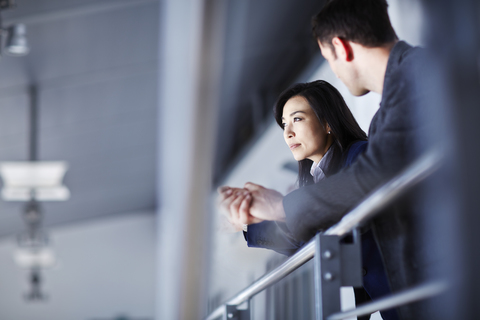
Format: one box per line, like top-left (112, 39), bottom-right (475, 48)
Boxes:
top-left (206, 149), bottom-right (446, 320)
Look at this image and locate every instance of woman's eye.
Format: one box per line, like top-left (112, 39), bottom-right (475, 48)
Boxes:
top-left (293, 117), bottom-right (302, 122)
top-left (281, 123), bottom-right (287, 129)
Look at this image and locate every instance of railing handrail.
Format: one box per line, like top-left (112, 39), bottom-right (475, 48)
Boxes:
top-left (327, 280), bottom-right (448, 320)
top-left (205, 149), bottom-right (442, 320)
top-left (324, 149), bottom-right (441, 236)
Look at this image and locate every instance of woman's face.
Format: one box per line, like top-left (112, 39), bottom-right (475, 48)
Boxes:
top-left (281, 96), bottom-right (331, 163)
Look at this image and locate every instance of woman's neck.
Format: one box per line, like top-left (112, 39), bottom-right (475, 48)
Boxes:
top-left (310, 135), bottom-right (334, 164)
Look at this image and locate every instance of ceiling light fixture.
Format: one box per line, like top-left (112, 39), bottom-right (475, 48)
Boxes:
top-left (0, 86), bottom-right (70, 201)
top-left (13, 200), bottom-right (55, 301)
top-left (0, 0), bottom-right (30, 58)
top-left (5, 23), bottom-right (29, 56)
top-left (14, 246), bottom-right (56, 269)
top-left (0, 161), bottom-right (69, 201)
top-left (0, 85), bottom-right (67, 301)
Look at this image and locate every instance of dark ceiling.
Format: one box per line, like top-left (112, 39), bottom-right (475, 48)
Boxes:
top-left (0, 0), bottom-right (325, 237)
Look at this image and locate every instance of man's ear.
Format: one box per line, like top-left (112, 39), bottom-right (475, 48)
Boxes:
top-left (332, 37), bottom-right (354, 62)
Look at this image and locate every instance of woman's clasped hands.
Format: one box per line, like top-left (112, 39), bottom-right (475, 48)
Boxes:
top-left (217, 182), bottom-right (286, 232)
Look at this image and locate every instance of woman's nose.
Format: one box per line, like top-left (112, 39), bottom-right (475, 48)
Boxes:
top-left (284, 126), bottom-right (295, 138)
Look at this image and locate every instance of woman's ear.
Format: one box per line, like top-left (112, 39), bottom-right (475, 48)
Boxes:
top-left (325, 123), bottom-right (332, 135)
top-left (332, 37), bottom-right (354, 62)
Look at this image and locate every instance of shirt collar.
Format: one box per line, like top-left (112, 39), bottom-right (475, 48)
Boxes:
top-left (310, 147), bottom-right (333, 183)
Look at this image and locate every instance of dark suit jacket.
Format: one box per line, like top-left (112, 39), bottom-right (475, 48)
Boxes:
top-left (282, 42), bottom-right (425, 319)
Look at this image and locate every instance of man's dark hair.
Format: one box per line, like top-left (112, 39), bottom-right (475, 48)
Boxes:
top-left (312, 0), bottom-right (398, 48)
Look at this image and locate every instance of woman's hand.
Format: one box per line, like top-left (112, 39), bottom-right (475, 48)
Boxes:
top-left (244, 182), bottom-right (286, 222)
top-left (217, 186), bottom-right (263, 229)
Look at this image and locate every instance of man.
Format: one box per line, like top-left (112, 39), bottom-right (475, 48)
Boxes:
top-left (219, 0), bottom-right (427, 318)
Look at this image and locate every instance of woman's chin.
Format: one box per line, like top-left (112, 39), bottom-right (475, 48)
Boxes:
top-left (292, 155), bottom-right (305, 161)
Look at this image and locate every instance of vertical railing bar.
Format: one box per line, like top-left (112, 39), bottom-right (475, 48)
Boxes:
top-left (314, 234), bottom-right (322, 320)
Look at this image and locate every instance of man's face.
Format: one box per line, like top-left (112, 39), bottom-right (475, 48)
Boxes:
top-left (318, 39), bottom-right (368, 96)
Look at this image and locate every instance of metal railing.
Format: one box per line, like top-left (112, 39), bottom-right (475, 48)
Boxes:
top-left (327, 281), bottom-right (448, 320)
top-left (206, 149), bottom-right (444, 320)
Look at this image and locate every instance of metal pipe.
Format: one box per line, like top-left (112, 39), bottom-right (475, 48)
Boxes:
top-left (205, 149), bottom-right (442, 320)
top-left (327, 281), bottom-right (448, 320)
top-left (29, 85), bottom-right (38, 161)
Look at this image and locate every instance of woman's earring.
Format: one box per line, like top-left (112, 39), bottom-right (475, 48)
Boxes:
top-left (328, 131), bottom-right (331, 135)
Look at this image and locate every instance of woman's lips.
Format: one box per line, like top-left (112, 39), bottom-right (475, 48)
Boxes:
top-left (289, 143), bottom-right (300, 150)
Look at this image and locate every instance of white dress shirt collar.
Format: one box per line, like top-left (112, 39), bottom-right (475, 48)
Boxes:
top-left (310, 147), bottom-right (333, 183)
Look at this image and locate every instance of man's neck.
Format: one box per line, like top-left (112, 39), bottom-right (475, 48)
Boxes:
top-left (353, 41), bottom-right (397, 95)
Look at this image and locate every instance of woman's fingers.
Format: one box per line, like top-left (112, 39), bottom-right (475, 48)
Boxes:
top-left (217, 186), bottom-right (230, 193)
top-left (244, 182), bottom-right (263, 192)
top-left (217, 186), bottom-right (233, 202)
top-left (229, 191), bottom-right (247, 223)
top-left (217, 186), bottom-right (263, 228)
top-left (238, 194), bottom-right (252, 224)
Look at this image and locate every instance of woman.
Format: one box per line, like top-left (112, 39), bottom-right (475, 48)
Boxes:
top-left (244, 80), bottom-right (367, 255)
top-left (220, 80), bottom-right (397, 320)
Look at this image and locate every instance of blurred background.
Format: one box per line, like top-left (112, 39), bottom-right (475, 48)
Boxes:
top-left (0, 0), bottom-right (477, 319)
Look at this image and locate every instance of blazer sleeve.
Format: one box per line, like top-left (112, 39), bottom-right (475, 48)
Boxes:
top-left (245, 221), bottom-right (305, 256)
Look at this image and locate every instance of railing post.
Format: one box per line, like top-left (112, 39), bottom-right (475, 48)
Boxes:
top-left (224, 300), bottom-right (250, 320)
top-left (340, 229), bottom-right (363, 288)
top-left (314, 229), bottom-right (363, 320)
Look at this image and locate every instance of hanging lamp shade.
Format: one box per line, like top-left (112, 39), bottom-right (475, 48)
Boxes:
top-left (0, 161), bottom-right (69, 201)
top-left (5, 23), bottom-right (30, 56)
top-left (14, 247), bottom-right (56, 269)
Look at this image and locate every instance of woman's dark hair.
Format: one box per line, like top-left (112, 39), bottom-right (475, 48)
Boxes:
top-left (274, 80), bottom-right (367, 187)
